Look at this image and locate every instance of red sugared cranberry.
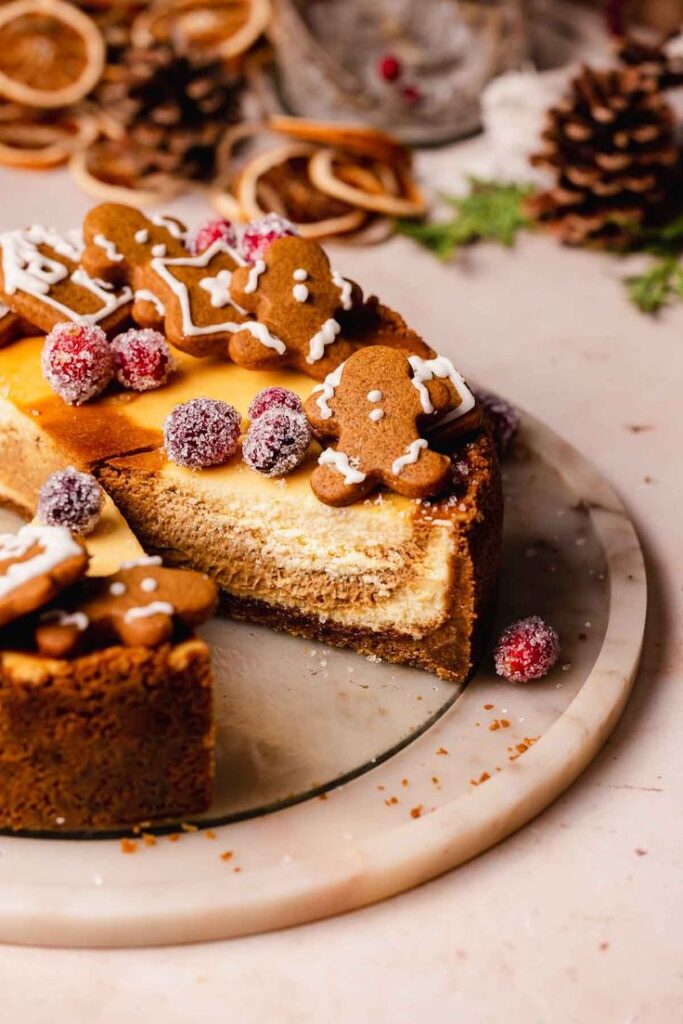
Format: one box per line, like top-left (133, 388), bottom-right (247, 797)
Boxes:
top-left (248, 387), bottom-right (303, 421)
top-left (494, 616), bottom-right (560, 683)
top-left (473, 387), bottom-right (519, 459)
top-left (189, 218), bottom-right (238, 256)
top-left (240, 213), bottom-right (297, 264)
top-left (41, 322), bottom-right (114, 405)
top-left (377, 54), bottom-right (402, 82)
top-left (111, 328), bottom-right (175, 392)
top-left (163, 398), bottom-right (241, 469)
top-left (242, 408), bottom-right (311, 477)
top-left (37, 466), bottom-right (104, 535)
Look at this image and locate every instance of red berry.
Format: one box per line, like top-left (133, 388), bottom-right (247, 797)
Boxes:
top-left (41, 322), bottom-right (114, 405)
top-left (189, 218), bottom-right (238, 256)
top-left (37, 467), bottom-right (104, 535)
top-left (248, 387), bottom-right (303, 421)
top-left (401, 84), bottom-right (422, 103)
top-left (494, 616), bottom-right (560, 683)
top-left (473, 388), bottom-right (519, 459)
top-left (164, 398), bottom-right (241, 469)
top-left (242, 408), bottom-right (311, 477)
top-left (240, 213), bottom-right (297, 264)
top-left (377, 54), bottom-right (402, 82)
top-left (111, 328), bottom-right (175, 392)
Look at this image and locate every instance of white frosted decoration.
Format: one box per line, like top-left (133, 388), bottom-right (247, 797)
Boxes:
top-left (307, 317), bottom-right (341, 363)
top-left (199, 270), bottom-right (233, 308)
top-left (120, 555), bottom-right (162, 568)
top-left (93, 235), bottom-right (123, 262)
top-left (151, 215), bottom-right (185, 240)
top-left (243, 259), bottom-right (266, 294)
top-left (70, 269), bottom-right (133, 324)
top-left (292, 284), bottom-right (309, 303)
top-left (391, 438), bottom-right (428, 476)
top-left (407, 354), bottom-right (475, 421)
top-left (39, 609), bottom-right (89, 631)
top-left (331, 270), bottom-right (353, 310)
top-left (292, 268), bottom-right (308, 281)
top-left (665, 32), bottom-right (683, 60)
top-left (109, 581), bottom-right (126, 596)
top-left (124, 601), bottom-right (174, 623)
top-left (0, 525), bottom-right (83, 600)
top-left (151, 244), bottom-right (166, 257)
top-left (140, 577), bottom-right (159, 593)
top-left (367, 390), bottom-right (382, 402)
top-left (312, 361), bottom-right (345, 418)
top-left (134, 229), bottom-right (149, 245)
top-left (369, 408), bottom-right (384, 422)
top-left (318, 448), bottom-right (366, 484)
top-left (134, 289), bottom-right (165, 316)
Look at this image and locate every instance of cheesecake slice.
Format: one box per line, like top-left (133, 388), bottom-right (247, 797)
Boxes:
top-left (0, 335), bottom-right (502, 683)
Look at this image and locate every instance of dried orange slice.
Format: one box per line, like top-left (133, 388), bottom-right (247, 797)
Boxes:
top-left (132, 0), bottom-right (270, 61)
top-left (70, 144), bottom-right (183, 208)
top-left (308, 147), bottom-right (427, 218)
top-left (0, 0), bottom-right (106, 109)
top-left (267, 115), bottom-right (411, 169)
top-left (0, 105), bottom-right (97, 168)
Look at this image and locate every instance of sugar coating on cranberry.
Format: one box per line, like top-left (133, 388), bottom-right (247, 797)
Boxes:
top-left (111, 328), bottom-right (175, 392)
top-left (41, 322), bottom-right (114, 405)
top-left (189, 218), bottom-right (238, 256)
top-left (248, 387), bottom-right (303, 421)
top-left (473, 387), bottom-right (519, 459)
top-left (243, 408), bottom-right (311, 477)
top-left (163, 398), bottom-right (241, 469)
top-left (494, 615), bottom-right (560, 683)
top-left (37, 466), bottom-right (104, 535)
top-left (240, 213), bottom-right (297, 264)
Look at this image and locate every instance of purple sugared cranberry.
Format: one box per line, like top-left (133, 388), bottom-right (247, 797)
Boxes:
top-left (111, 328), bottom-right (175, 392)
top-left (42, 322), bottom-right (114, 406)
top-left (189, 217), bottom-right (238, 255)
top-left (242, 408), bottom-right (311, 477)
top-left (248, 387), bottom-right (303, 422)
top-left (494, 616), bottom-right (560, 683)
top-left (473, 387), bottom-right (519, 459)
top-left (37, 466), bottom-right (104, 535)
top-left (240, 214), bottom-right (297, 264)
top-left (163, 398), bottom-right (241, 469)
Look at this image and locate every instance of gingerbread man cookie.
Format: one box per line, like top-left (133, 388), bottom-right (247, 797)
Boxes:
top-left (34, 561), bottom-right (218, 658)
top-left (0, 304), bottom-right (32, 349)
top-left (0, 524), bottom-right (88, 629)
top-left (229, 236), bottom-right (362, 380)
top-left (305, 346), bottom-right (477, 506)
top-left (82, 203), bottom-right (250, 357)
top-left (0, 224), bottom-right (133, 336)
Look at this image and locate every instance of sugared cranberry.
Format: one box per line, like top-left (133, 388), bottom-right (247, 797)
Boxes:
top-left (401, 84), bottom-right (422, 103)
top-left (242, 408), bottom-right (311, 477)
top-left (111, 328), bottom-right (175, 392)
top-left (377, 54), bottom-right (402, 82)
top-left (189, 218), bottom-right (238, 255)
top-left (473, 387), bottom-right (519, 459)
top-left (494, 616), bottom-right (560, 683)
top-left (163, 398), bottom-right (241, 469)
top-left (37, 466), bottom-right (104, 535)
top-left (248, 387), bottom-right (303, 422)
top-left (41, 322), bottom-right (114, 405)
top-left (240, 213), bottom-right (297, 264)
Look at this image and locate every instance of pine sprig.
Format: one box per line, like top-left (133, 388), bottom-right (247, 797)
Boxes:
top-left (622, 214), bottom-right (683, 313)
top-left (397, 180), bottom-right (532, 259)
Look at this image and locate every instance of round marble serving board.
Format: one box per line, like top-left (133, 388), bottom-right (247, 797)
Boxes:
top-left (0, 411), bottom-right (645, 947)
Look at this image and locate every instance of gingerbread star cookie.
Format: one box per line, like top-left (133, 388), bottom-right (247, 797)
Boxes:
top-left (229, 236), bottom-right (362, 380)
top-left (82, 203), bottom-right (250, 358)
top-left (34, 562), bottom-right (218, 658)
top-left (0, 524), bottom-right (88, 629)
top-left (305, 346), bottom-right (477, 506)
top-left (0, 224), bottom-right (133, 336)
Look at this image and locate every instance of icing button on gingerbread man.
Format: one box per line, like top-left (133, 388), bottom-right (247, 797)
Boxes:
top-left (305, 346), bottom-right (457, 506)
top-left (229, 236), bottom-right (361, 380)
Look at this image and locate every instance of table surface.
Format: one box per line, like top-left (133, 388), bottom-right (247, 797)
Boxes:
top-left (0, 138), bottom-right (681, 1022)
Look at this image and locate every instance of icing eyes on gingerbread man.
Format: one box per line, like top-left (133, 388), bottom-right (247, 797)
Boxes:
top-left (305, 346), bottom-right (460, 506)
top-left (228, 236), bottom-right (361, 380)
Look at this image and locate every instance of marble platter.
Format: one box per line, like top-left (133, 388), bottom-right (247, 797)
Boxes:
top-left (0, 410), bottom-right (645, 947)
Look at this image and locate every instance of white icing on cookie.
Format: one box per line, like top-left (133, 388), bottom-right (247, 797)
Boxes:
top-left (312, 361), bottom-right (345, 419)
top-left (151, 244), bottom-right (166, 258)
top-left (407, 355), bottom-right (475, 420)
top-left (120, 555), bottom-right (162, 569)
top-left (292, 283), bottom-right (309, 303)
top-left (367, 389), bottom-right (382, 402)
top-left (140, 577), bottom-right (158, 593)
top-left (293, 268), bottom-right (308, 282)
top-left (331, 270), bottom-right (352, 310)
top-left (134, 289), bottom-right (165, 316)
top-left (318, 448), bottom-right (366, 484)
top-left (39, 608), bottom-right (89, 631)
top-left (391, 438), bottom-right (427, 476)
top-left (368, 408), bottom-right (384, 422)
top-left (93, 234), bottom-right (123, 262)
top-left (151, 215), bottom-right (186, 241)
top-left (125, 601), bottom-right (174, 623)
top-left (200, 269), bottom-right (233, 308)
top-left (135, 229), bottom-right (149, 245)
top-left (307, 317), bottom-right (340, 364)
top-left (0, 525), bottom-right (82, 600)
top-left (243, 259), bottom-right (265, 294)
top-left (109, 581), bottom-right (126, 596)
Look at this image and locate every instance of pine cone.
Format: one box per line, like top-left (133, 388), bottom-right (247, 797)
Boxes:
top-left (526, 65), bottom-right (680, 248)
top-left (94, 43), bottom-right (242, 183)
top-left (616, 35), bottom-right (683, 90)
